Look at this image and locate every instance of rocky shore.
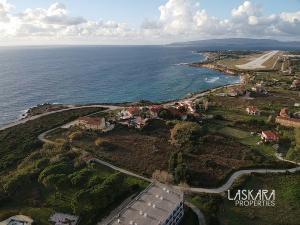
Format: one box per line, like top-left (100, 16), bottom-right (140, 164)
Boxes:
top-left (22, 103), bottom-right (70, 119)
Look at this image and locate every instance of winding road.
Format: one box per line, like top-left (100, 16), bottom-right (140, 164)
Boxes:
top-left (0, 104), bottom-right (121, 131)
top-left (37, 111), bottom-right (300, 195)
top-left (2, 104), bottom-right (300, 225)
top-left (2, 103), bottom-right (299, 194)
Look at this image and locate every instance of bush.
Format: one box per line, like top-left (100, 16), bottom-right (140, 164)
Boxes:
top-left (158, 109), bottom-right (173, 120)
top-left (42, 174), bottom-right (70, 188)
top-left (69, 131), bottom-right (83, 142)
top-left (94, 138), bottom-right (113, 150)
top-left (88, 175), bottom-right (104, 187)
top-left (38, 161), bottom-right (73, 183)
top-left (3, 173), bottom-right (31, 195)
top-left (170, 121), bottom-right (205, 151)
top-left (69, 168), bottom-right (93, 187)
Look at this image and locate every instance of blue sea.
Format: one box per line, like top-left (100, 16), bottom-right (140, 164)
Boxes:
top-left (0, 46), bottom-right (240, 126)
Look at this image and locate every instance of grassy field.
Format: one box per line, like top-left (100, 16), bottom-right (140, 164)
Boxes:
top-left (0, 107), bottom-right (149, 225)
top-left (0, 107), bottom-right (104, 175)
top-left (0, 145), bottom-right (148, 225)
top-left (181, 207), bottom-right (199, 225)
top-left (219, 173), bottom-right (300, 225)
top-left (45, 119), bottom-right (271, 187)
top-left (189, 173), bottom-right (300, 225)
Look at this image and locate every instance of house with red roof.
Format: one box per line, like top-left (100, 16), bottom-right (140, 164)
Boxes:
top-left (127, 107), bottom-right (141, 116)
top-left (276, 108), bottom-right (300, 128)
top-left (167, 107), bottom-right (187, 120)
top-left (246, 106), bottom-right (260, 116)
top-left (119, 107), bottom-right (141, 120)
top-left (279, 108), bottom-right (289, 118)
top-left (131, 116), bottom-right (148, 129)
top-left (76, 116), bottom-right (106, 130)
top-left (150, 105), bottom-right (164, 118)
top-left (261, 130), bottom-right (279, 142)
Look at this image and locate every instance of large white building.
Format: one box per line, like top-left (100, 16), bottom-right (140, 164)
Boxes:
top-left (107, 183), bottom-right (184, 225)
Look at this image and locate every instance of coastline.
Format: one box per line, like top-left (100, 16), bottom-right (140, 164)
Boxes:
top-left (0, 53), bottom-right (243, 131)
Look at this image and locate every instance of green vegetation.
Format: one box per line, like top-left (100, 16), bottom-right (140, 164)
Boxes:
top-left (0, 143), bottom-right (147, 225)
top-left (219, 173), bottom-right (300, 225)
top-left (190, 173), bottom-right (300, 225)
top-left (189, 194), bottom-right (222, 225)
top-left (286, 128), bottom-right (300, 162)
top-left (0, 107), bottom-right (148, 224)
top-left (169, 152), bottom-right (188, 183)
top-left (0, 107), bottom-right (103, 174)
top-left (171, 121), bottom-right (206, 153)
top-left (180, 207), bottom-right (199, 225)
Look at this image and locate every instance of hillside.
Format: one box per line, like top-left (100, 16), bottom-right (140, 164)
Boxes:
top-left (168, 38), bottom-right (300, 51)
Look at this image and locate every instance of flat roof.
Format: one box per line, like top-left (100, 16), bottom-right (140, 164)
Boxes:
top-left (109, 183), bottom-right (183, 225)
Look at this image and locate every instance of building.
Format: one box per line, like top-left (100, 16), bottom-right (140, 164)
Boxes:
top-left (0, 215), bottom-right (33, 225)
top-left (251, 82), bottom-right (268, 95)
top-left (279, 108), bottom-right (289, 118)
top-left (150, 105), bottom-right (165, 118)
top-left (276, 116), bottom-right (300, 128)
top-left (119, 107), bottom-right (141, 120)
top-left (261, 130), bottom-right (279, 142)
top-left (276, 108), bottom-right (300, 128)
top-left (246, 106), bottom-right (260, 115)
top-left (107, 183), bottom-right (184, 225)
top-left (128, 107), bottom-right (141, 117)
top-left (167, 108), bottom-right (187, 120)
top-left (131, 116), bottom-right (148, 129)
top-left (75, 116), bottom-right (106, 130)
top-left (290, 79), bottom-right (300, 89)
top-left (180, 101), bottom-right (196, 114)
top-left (49, 213), bottom-right (79, 225)
top-left (228, 86), bottom-right (245, 97)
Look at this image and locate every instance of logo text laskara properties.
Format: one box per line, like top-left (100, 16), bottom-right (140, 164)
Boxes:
top-left (227, 189), bottom-right (275, 207)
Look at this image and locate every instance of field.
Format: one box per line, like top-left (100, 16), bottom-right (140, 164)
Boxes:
top-left (189, 173), bottom-right (300, 225)
top-left (45, 116), bottom-right (286, 187)
top-left (0, 107), bottom-right (148, 225)
top-left (0, 107), bottom-right (105, 174)
top-left (0, 150), bottom-right (147, 225)
top-left (219, 173), bottom-right (300, 225)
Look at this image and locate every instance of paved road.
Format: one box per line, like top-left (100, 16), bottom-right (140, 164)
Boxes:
top-left (236, 50), bottom-right (279, 70)
top-left (177, 153), bottom-right (300, 194)
top-left (38, 112), bottom-right (300, 194)
top-left (40, 121), bottom-right (300, 195)
top-left (185, 201), bottom-right (206, 225)
top-left (90, 158), bottom-right (153, 183)
top-left (37, 112), bottom-right (300, 225)
top-left (0, 104), bottom-right (121, 131)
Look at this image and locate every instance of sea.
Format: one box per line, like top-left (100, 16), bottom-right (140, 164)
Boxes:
top-left (0, 46), bottom-right (240, 127)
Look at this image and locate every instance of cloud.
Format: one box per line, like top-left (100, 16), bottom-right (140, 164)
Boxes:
top-left (0, 0), bottom-right (13, 22)
top-left (0, 2), bottom-right (134, 42)
top-left (0, 0), bottom-right (300, 44)
top-left (148, 0), bottom-right (300, 40)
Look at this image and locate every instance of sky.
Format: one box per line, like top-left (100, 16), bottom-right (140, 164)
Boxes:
top-left (0, 0), bottom-right (300, 45)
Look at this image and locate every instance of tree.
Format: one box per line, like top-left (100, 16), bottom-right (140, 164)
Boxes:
top-left (174, 163), bottom-right (187, 183)
top-left (295, 128), bottom-right (300, 147)
top-left (158, 109), bottom-right (173, 120)
top-left (203, 98), bottom-right (209, 111)
top-left (69, 131), bottom-right (83, 142)
top-left (168, 152), bottom-right (177, 173)
top-left (171, 121), bottom-right (204, 151)
top-left (286, 128), bottom-right (300, 162)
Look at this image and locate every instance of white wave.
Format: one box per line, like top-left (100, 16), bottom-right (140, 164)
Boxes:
top-left (205, 77), bottom-right (220, 83)
top-left (174, 62), bottom-right (189, 66)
